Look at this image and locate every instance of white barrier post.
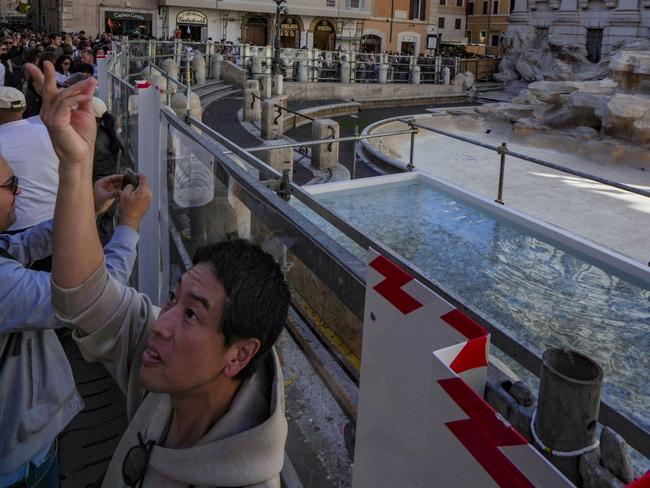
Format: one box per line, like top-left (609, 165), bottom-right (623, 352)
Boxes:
top-left (352, 249), bottom-right (574, 488)
top-left (96, 55), bottom-right (109, 104)
top-left (136, 80), bottom-right (161, 305)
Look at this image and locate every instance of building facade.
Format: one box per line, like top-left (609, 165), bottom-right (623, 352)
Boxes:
top-left (508, 0), bottom-right (650, 60)
top-left (466, 0), bottom-right (510, 54)
top-left (157, 0), bottom-right (370, 51)
top-left (30, 0), bottom-right (159, 36)
top-left (362, 0), bottom-right (466, 55)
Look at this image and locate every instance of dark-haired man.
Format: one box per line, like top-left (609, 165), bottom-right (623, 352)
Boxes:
top-left (29, 61), bottom-right (290, 487)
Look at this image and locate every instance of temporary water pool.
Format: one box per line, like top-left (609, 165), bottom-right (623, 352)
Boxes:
top-left (293, 171), bottom-right (650, 431)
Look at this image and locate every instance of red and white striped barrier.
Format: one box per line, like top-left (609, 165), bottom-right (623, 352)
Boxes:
top-left (352, 249), bottom-right (573, 487)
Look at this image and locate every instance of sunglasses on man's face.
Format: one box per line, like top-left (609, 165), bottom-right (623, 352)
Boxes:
top-left (0, 176), bottom-right (19, 196)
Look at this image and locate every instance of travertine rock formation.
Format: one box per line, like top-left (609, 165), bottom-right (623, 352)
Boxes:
top-left (482, 76), bottom-right (650, 145)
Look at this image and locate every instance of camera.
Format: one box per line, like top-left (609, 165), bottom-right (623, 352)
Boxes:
top-left (121, 169), bottom-right (140, 190)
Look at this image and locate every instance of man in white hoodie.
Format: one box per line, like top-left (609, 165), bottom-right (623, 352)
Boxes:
top-left (29, 61), bottom-right (290, 487)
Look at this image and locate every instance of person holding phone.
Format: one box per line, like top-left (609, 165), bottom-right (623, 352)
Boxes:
top-left (0, 159), bottom-right (152, 488)
top-left (31, 61), bottom-right (290, 488)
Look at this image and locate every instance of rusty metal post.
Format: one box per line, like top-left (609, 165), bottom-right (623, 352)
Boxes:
top-left (533, 349), bottom-right (603, 485)
top-left (495, 142), bottom-right (507, 204)
top-left (406, 123), bottom-right (417, 171)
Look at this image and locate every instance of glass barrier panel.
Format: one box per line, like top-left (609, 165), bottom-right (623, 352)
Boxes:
top-left (162, 121), bottom-right (366, 367)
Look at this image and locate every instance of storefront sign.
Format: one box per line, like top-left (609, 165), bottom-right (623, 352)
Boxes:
top-left (281, 20), bottom-right (299, 30)
top-left (176, 9), bottom-right (207, 25)
top-left (402, 35), bottom-right (416, 42)
top-left (106, 11), bottom-right (150, 21)
top-left (317, 20), bottom-right (333, 32)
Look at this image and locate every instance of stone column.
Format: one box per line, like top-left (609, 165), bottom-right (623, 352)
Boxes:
top-left (297, 60), bottom-right (309, 82)
top-left (442, 66), bottom-right (451, 85)
top-left (378, 64), bottom-right (388, 84)
top-left (244, 88), bottom-right (261, 122)
top-left (261, 97), bottom-right (285, 140)
top-left (410, 65), bottom-right (421, 85)
top-left (272, 74), bottom-right (284, 95)
top-left (191, 52), bottom-right (206, 84)
top-left (340, 61), bottom-right (351, 84)
top-left (311, 119), bottom-right (340, 170)
top-left (553, 0), bottom-right (580, 43)
top-left (509, 0), bottom-right (529, 23)
top-left (259, 75), bottom-right (273, 99)
top-left (251, 55), bottom-right (263, 78)
top-left (170, 91), bottom-right (202, 121)
top-left (211, 54), bottom-right (224, 80)
top-left (260, 140), bottom-right (294, 181)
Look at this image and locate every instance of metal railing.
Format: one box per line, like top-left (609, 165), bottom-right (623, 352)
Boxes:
top-left (180, 112), bottom-right (650, 459)
top-left (397, 117), bottom-right (650, 203)
top-left (104, 53), bottom-right (650, 460)
top-left (111, 39), bottom-right (501, 85)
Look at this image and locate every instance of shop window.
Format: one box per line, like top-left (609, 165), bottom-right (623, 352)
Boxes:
top-left (480, 30), bottom-right (487, 38)
top-left (361, 34), bottom-right (382, 53)
top-left (280, 17), bottom-right (301, 48)
top-left (491, 34), bottom-right (499, 46)
top-left (313, 19), bottom-right (336, 50)
top-left (347, 0), bottom-right (362, 8)
top-left (438, 17), bottom-right (445, 28)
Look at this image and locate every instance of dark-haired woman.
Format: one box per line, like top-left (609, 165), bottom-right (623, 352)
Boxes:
top-left (54, 54), bottom-right (72, 86)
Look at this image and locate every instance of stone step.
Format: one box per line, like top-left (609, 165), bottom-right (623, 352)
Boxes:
top-left (196, 84), bottom-right (235, 100)
top-left (191, 79), bottom-right (225, 96)
top-left (201, 89), bottom-right (243, 108)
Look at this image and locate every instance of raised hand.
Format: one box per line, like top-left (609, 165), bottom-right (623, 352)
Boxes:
top-left (25, 61), bottom-right (97, 170)
top-left (119, 174), bottom-right (152, 231)
top-left (93, 174), bottom-right (123, 215)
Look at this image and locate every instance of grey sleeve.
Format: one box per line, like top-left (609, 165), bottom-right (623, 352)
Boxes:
top-left (52, 262), bottom-right (154, 395)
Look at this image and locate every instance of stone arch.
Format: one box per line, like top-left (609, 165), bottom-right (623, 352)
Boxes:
top-left (397, 31), bottom-right (421, 55)
top-left (309, 18), bottom-right (337, 50)
top-left (361, 28), bottom-right (386, 52)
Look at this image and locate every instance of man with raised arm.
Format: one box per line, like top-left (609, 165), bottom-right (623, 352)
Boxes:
top-left (0, 155), bottom-right (151, 487)
top-left (31, 62), bottom-right (290, 487)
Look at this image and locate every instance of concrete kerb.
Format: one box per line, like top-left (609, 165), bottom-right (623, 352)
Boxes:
top-left (359, 113), bottom-right (434, 172)
top-left (282, 102), bottom-right (361, 132)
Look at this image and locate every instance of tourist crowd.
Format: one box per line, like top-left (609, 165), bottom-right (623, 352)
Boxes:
top-left (0, 27), bottom-right (291, 488)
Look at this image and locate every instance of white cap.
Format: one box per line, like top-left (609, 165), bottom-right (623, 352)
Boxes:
top-left (92, 97), bottom-right (107, 118)
top-left (0, 87), bottom-right (26, 110)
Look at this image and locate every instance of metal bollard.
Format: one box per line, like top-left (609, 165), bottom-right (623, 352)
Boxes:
top-left (495, 142), bottom-right (507, 204)
top-left (533, 349), bottom-right (603, 485)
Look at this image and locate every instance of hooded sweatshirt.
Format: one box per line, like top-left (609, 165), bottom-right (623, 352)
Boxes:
top-left (52, 262), bottom-right (287, 488)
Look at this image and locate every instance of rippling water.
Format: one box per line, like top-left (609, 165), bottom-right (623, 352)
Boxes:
top-left (294, 182), bottom-right (650, 430)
